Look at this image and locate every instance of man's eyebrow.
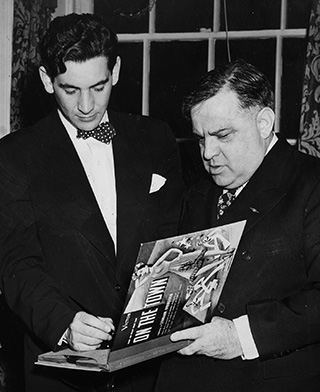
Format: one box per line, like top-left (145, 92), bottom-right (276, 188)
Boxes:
top-left (58, 78), bottom-right (109, 89)
top-left (90, 78), bottom-right (109, 88)
top-left (208, 127), bottom-right (230, 135)
top-left (58, 82), bottom-right (78, 89)
top-left (192, 127), bottom-right (230, 138)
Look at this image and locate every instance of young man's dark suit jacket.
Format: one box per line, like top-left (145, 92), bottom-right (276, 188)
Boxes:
top-left (156, 138), bottom-right (320, 392)
top-left (0, 110), bottom-right (184, 392)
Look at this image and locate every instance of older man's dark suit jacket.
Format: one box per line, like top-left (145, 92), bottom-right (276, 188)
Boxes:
top-left (156, 138), bottom-right (320, 392)
top-left (0, 110), bottom-right (184, 392)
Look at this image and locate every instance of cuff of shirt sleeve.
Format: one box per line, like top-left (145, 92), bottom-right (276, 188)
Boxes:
top-left (233, 315), bottom-right (259, 360)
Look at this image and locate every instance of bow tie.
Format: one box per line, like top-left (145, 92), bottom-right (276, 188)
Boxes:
top-left (76, 122), bottom-right (116, 144)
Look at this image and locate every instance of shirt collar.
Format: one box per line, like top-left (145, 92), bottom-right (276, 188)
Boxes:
top-left (266, 132), bottom-right (278, 155)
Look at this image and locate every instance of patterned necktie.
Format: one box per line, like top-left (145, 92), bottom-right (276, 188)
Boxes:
top-left (76, 122), bottom-right (116, 144)
top-left (217, 189), bottom-right (237, 219)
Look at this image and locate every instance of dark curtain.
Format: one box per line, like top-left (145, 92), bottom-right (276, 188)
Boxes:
top-left (2, 4), bottom-right (57, 391)
top-left (298, 0), bottom-right (320, 156)
top-left (10, 0), bottom-right (56, 133)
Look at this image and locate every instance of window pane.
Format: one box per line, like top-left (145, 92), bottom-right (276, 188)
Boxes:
top-left (287, 0), bottom-right (313, 29)
top-left (215, 39), bottom-right (276, 88)
top-left (149, 41), bottom-right (208, 137)
top-left (281, 38), bottom-right (306, 140)
top-left (221, 0), bottom-right (281, 31)
top-left (156, 0), bottom-right (213, 33)
top-left (94, 0), bottom-right (149, 33)
top-left (109, 43), bottom-right (143, 114)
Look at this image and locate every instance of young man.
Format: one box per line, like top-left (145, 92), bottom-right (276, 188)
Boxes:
top-left (0, 13), bottom-right (183, 392)
top-left (155, 59), bottom-right (320, 391)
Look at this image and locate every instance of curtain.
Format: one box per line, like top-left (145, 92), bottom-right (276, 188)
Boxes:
top-left (298, 0), bottom-right (320, 156)
top-left (10, 0), bottom-right (56, 133)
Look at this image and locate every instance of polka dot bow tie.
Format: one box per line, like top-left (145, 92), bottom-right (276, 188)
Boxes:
top-left (217, 189), bottom-right (237, 219)
top-left (76, 122), bottom-right (116, 144)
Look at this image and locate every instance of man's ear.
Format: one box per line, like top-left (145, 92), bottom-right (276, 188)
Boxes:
top-left (39, 66), bottom-right (54, 94)
top-left (257, 107), bottom-right (275, 139)
top-left (111, 56), bottom-right (121, 86)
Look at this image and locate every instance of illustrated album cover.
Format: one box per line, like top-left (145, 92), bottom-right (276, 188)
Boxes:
top-left (36, 220), bottom-right (246, 372)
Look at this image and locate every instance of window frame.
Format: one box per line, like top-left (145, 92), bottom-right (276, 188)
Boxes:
top-left (115, 0), bottom-right (307, 139)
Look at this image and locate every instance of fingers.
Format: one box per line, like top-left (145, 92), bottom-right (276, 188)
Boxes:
top-left (172, 325), bottom-right (213, 356)
top-left (171, 326), bottom-right (200, 342)
top-left (97, 316), bottom-right (115, 333)
top-left (67, 312), bottom-right (114, 351)
top-left (171, 317), bottom-right (243, 359)
top-left (177, 341), bottom-right (199, 356)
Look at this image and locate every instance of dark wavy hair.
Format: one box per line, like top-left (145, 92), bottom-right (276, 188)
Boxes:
top-left (39, 13), bottom-right (118, 80)
top-left (182, 59), bottom-right (275, 120)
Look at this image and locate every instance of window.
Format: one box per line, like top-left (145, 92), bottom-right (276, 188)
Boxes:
top-left (95, 0), bottom-right (311, 143)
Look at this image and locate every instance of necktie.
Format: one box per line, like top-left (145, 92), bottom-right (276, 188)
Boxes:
top-left (217, 189), bottom-right (237, 219)
top-left (76, 122), bottom-right (116, 144)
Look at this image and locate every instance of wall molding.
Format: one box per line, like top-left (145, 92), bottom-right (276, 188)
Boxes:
top-left (0, 0), bottom-right (14, 137)
top-left (53, 0), bottom-right (94, 17)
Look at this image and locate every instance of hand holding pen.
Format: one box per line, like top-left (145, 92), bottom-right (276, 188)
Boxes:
top-left (65, 297), bottom-right (115, 352)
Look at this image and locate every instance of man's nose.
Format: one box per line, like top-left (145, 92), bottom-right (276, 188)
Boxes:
top-left (78, 91), bottom-right (94, 114)
top-left (202, 139), bottom-right (219, 161)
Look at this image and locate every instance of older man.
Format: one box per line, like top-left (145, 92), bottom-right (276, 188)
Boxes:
top-left (155, 59), bottom-right (320, 392)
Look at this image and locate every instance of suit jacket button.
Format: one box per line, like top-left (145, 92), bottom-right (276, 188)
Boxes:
top-left (217, 302), bottom-right (226, 313)
top-left (241, 250), bottom-right (251, 261)
top-left (115, 284), bottom-right (121, 291)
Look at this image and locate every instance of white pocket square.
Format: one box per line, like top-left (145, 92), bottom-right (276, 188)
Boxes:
top-left (150, 174), bottom-right (167, 193)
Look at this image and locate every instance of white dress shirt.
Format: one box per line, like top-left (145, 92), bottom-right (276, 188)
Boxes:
top-left (57, 110), bottom-right (117, 346)
top-left (58, 110), bottom-right (117, 249)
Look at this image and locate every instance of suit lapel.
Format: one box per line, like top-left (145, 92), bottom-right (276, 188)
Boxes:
top-left (41, 111), bottom-right (152, 272)
top-left (218, 184), bottom-right (288, 235)
top-left (39, 111), bottom-right (116, 266)
top-left (191, 139), bottom-right (292, 236)
top-left (110, 112), bottom-right (152, 267)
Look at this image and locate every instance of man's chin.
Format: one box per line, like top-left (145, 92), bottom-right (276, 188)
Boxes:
top-left (74, 115), bottom-right (102, 131)
top-left (211, 174), bottom-right (229, 187)
top-left (75, 122), bottom-right (99, 131)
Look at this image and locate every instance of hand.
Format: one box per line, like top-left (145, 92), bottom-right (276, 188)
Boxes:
top-left (170, 316), bottom-right (243, 360)
top-left (66, 311), bottom-right (115, 351)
